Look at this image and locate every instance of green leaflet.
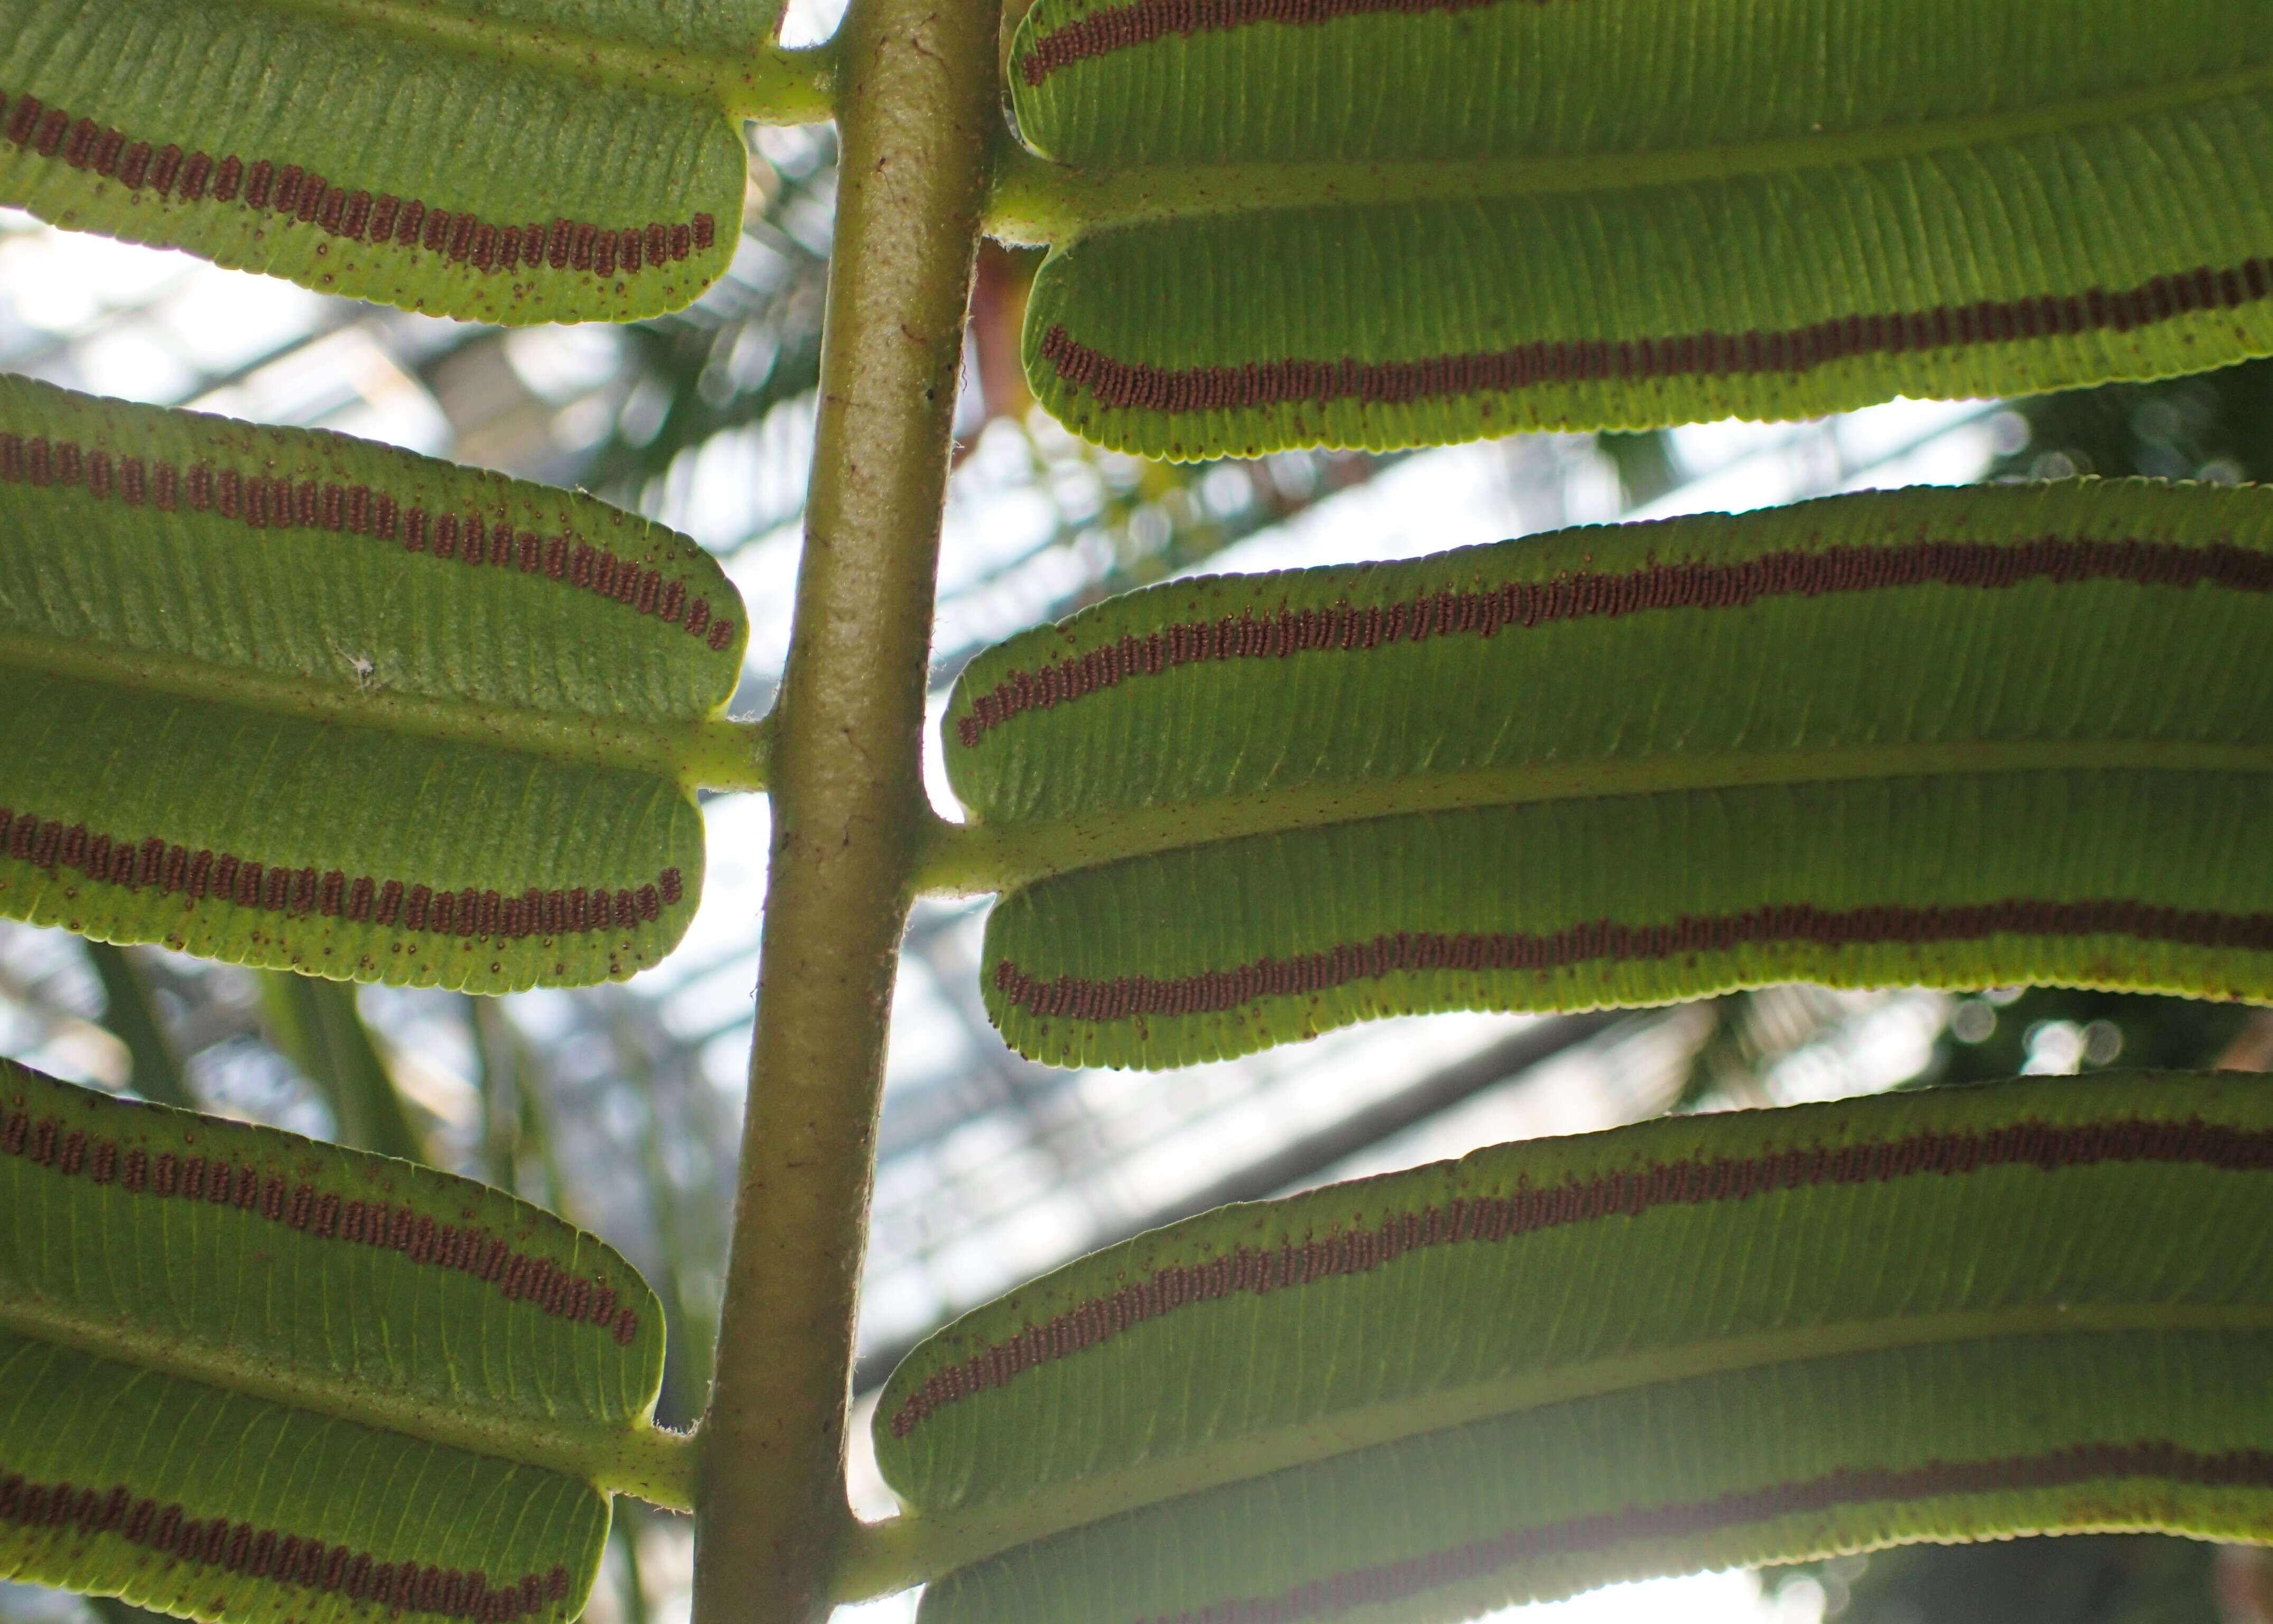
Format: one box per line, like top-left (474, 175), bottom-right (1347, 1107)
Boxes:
top-left (0, 374), bottom-right (755, 993)
top-left (870, 1074), bottom-right (2273, 1624)
top-left (920, 1335), bottom-right (2273, 1624)
top-left (997, 0), bottom-right (2273, 456)
top-left (0, 1057), bottom-right (688, 1624)
top-left (1009, 0), bottom-right (2255, 167)
top-left (0, 0), bottom-right (778, 324)
top-left (3, 1345), bottom-right (607, 1624)
top-left (934, 480), bottom-right (2273, 1067)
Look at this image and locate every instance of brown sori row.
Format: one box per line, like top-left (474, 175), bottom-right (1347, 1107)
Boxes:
top-left (1, 1102), bottom-right (641, 1346)
top-left (1037, 255), bottom-right (2273, 414)
top-left (1021, 0), bottom-right (1548, 84)
top-left (0, 89), bottom-right (716, 281)
top-left (1128, 1443), bottom-right (2273, 1624)
top-left (0, 805), bottom-right (685, 945)
top-left (992, 899), bottom-right (2273, 1024)
top-left (888, 1111), bottom-right (2273, 1436)
top-left (953, 533), bottom-right (2273, 746)
top-left (0, 430), bottom-right (737, 652)
top-left (0, 1470), bottom-right (570, 1621)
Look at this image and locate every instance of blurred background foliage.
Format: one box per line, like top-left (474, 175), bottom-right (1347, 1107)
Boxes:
top-left (4, 111), bottom-right (2273, 1624)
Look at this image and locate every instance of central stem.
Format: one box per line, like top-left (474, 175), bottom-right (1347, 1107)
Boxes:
top-left (692, 0), bottom-right (1000, 1618)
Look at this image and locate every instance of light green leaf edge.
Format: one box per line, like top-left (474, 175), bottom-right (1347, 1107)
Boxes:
top-left (923, 479), bottom-right (2273, 1066)
top-left (1, 1057), bottom-right (697, 1624)
top-left (0, 373), bottom-right (762, 993)
top-left (850, 1072), bottom-right (2273, 1621)
top-left (994, 0), bottom-right (2273, 455)
top-left (0, 0), bottom-right (831, 325)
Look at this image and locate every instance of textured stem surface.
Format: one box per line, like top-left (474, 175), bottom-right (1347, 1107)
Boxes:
top-left (690, 0), bottom-right (999, 1618)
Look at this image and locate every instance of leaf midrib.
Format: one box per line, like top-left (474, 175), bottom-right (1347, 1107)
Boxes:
top-left (837, 1297), bottom-right (2273, 1598)
top-left (919, 737), bottom-right (2273, 895)
top-left (987, 57), bottom-right (2273, 241)
top-left (3, 629), bottom-right (766, 794)
top-left (250, 0), bottom-right (831, 122)
top-left (0, 1286), bottom-right (697, 1508)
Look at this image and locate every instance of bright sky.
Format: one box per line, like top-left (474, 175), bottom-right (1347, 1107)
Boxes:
top-left (1500, 1570), bottom-right (1817, 1624)
top-left (828, 1568), bottom-right (1817, 1624)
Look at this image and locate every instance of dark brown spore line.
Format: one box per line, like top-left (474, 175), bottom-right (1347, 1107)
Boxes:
top-left (1116, 1443), bottom-right (2273, 1624)
top-left (0, 88), bottom-right (715, 285)
top-left (0, 802), bottom-right (685, 950)
top-left (993, 899), bottom-right (2273, 1024)
top-left (1020, 0), bottom-right (1559, 83)
top-left (954, 533), bottom-right (2273, 745)
top-left (0, 1471), bottom-right (574, 1620)
top-left (1036, 255), bottom-right (2273, 413)
top-left (0, 428), bottom-right (737, 651)
top-left (887, 1111), bottom-right (2273, 1438)
top-left (0, 1095), bottom-right (642, 1348)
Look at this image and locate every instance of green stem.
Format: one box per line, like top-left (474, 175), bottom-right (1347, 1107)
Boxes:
top-left (723, 42), bottom-right (840, 126)
top-left (84, 943), bottom-right (193, 1108)
top-left (469, 996), bottom-right (527, 1198)
top-left (985, 56), bottom-right (2273, 242)
top-left (829, 1299), bottom-right (2273, 1599)
top-left (913, 739), bottom-right (2273, 897)
top-left (4, 633), bottom-right (770, 794)
top-left (261, 975), bottom-right (431, 1165)
top-left (690, 0), bottom-right (1000, 1618)
top-left (271, 0), bottom-right (837, 123)
top-left (615, 1505), bottom-right (654, 1624)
